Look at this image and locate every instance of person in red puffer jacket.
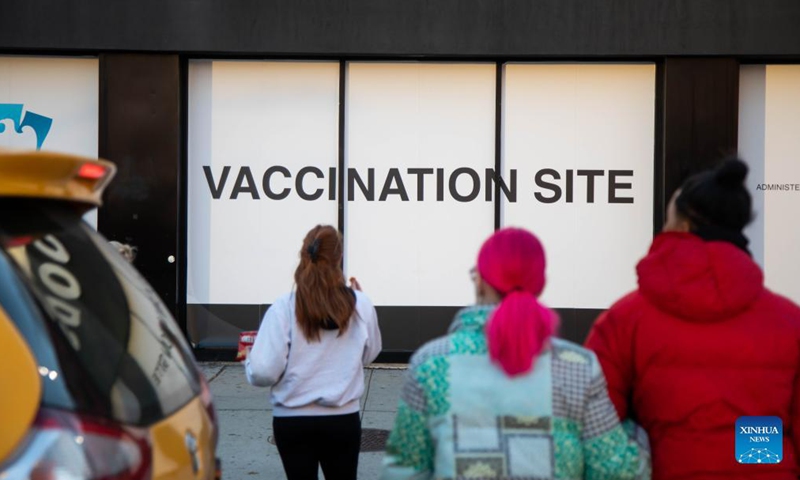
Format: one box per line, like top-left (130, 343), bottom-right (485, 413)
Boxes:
top-left (586, 157), bottom-right (800, 480)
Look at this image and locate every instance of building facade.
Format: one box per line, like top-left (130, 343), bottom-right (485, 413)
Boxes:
top-left (2, 0), bottom-right (799, 358)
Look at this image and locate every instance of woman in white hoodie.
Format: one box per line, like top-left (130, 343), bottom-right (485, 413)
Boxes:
top-left (246, 225), bottom-right (382, 480)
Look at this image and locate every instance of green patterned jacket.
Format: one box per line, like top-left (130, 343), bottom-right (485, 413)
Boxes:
top-left (380, 305), bottom-right (650, 480)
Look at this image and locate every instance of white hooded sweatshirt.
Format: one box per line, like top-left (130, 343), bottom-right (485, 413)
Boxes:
top-left (245, 290), bottom-right (382, 416)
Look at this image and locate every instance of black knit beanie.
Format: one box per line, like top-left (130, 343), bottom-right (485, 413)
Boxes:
top-left (675, 157), bottom-right (753, 254)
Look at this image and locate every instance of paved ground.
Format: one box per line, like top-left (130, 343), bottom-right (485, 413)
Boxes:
top-left (201, 362), bottom-right (407, 480)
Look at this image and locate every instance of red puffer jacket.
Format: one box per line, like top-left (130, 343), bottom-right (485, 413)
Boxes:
top-left (586, 232), bottom-right (800, 480)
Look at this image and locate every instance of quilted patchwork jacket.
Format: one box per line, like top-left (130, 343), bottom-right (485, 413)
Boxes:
top-left (381, 305), bottom-right (650, 480)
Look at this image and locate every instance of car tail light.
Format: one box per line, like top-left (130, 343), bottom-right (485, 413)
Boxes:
top-left (1, 408), bottom-right (151, 480)
top-left (77, 163), bottom-right (107, 180)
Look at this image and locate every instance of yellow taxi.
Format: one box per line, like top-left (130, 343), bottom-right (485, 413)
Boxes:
top-left (0, 151), bottom-right (221, 479)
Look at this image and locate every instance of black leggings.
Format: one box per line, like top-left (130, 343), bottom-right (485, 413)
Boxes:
top-left (272, 412), bottom-right (361, 480)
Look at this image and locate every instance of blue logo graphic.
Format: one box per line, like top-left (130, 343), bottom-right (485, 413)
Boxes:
top-left (736, 416), bottom-right (782, 464)
top-left (0, 103), bottom-right (53, 150)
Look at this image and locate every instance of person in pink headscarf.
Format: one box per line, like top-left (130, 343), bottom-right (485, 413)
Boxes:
top-left (381, 227), bottom-right (650, 480)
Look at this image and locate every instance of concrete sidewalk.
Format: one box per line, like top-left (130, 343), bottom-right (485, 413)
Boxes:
top-left (201, 362), bottom-right (406, 480)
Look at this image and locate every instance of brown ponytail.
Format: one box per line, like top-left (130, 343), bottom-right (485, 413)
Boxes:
top-left (294, 225), bottom-right (355, 342)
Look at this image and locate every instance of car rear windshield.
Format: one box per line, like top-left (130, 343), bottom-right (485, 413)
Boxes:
top-left (0, 200), bottom-right (201, 426)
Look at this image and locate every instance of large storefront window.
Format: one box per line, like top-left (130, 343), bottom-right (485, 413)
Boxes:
top-left (739, 65), bottom-right (800, 304)
top-left (186, 60), bottom-right (657, 349)
top-left (502, 64), bottom-right (655, 309)
top-left (344, 63), bottom-right (496, 307)
top-left (0, 56), bottom-right (99, 225)
top-left (187, 61), bottom-right (340, 345)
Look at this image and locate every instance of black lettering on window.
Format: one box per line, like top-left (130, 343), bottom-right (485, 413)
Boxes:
top-left (262, 166), bottom-right (291, 200)
top-left (203, 166), bottom-right (231, 200)
top-left (296, 167), bottom-right (325, 201)
top-left (534, 169), bottom-right (561, 203)
top-left (609, 170), bottom-right (634, 204)
top-left (230, 167), bottom-right (260, 200)
top-left (348, 168), bottom-right (375, 201)
top-left (576, 170), bottom-right (604, 204)
top-left (379, 168), bottom-right (410, 201)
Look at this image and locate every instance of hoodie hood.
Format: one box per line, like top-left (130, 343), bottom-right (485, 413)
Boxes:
top-left (637, 232), bottom-right (764, 323)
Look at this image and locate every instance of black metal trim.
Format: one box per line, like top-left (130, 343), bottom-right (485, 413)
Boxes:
top-left (661, 58), bottom-right (741, 202)
top-left (193, 348), bottom-right (238, 362)
top-left (494, 61), bottom-right (503, 231)
top-left (3, 0), bottom-right (800, 57)
top-left (373, 351), bottom-right (413, 364)
top-left (653, 60), bottom-right (666, 235)
top-left (97, 54), bottom-right (108, 165)
top-left (177, 55), bottom-right (190, 334)
top-left (192, 348), bottom-right (413, 364)
top-left (338, 60), bottom-right (346, 235)
top-left (186, 303), bottom-right (603, 353)
top-left (3, 49), bottom-right (800, 64)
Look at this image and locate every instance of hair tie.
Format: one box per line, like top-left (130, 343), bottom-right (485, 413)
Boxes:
top-left (307, 238), bottom-right (320, 262)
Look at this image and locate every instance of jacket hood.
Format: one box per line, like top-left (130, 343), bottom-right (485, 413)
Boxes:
top-left (637, 232), bottom-right (764, 323)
